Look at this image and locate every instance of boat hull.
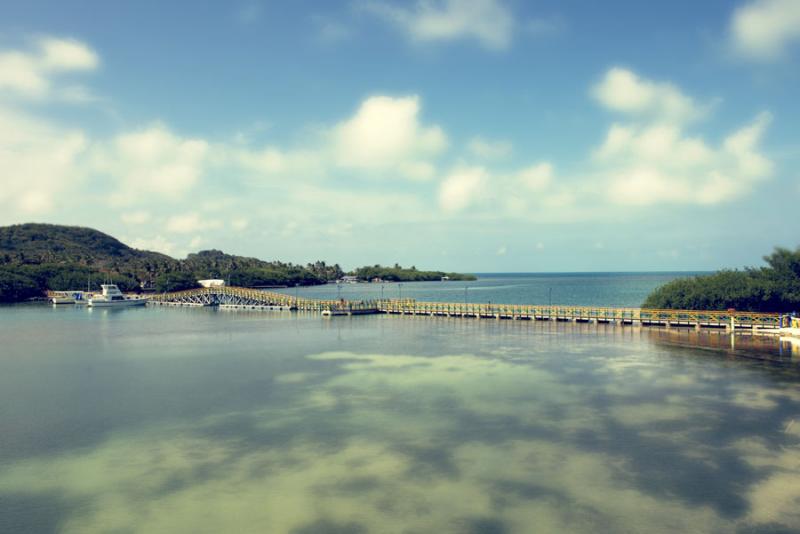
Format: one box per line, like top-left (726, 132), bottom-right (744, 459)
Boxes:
top-left (88, 299), bottom-right (147, 308)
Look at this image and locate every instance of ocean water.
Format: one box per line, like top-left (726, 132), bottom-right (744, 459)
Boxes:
top-left (274, 272), bottom-right (701, 308)
top-left (0, 302), bottom-right (799, 534)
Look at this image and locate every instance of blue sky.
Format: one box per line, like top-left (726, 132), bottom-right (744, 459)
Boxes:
top-left (1, 0), bottom-right (799, 271)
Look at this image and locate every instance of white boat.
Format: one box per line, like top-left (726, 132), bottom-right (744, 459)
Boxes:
top-left (88, 284), bottom-right (147, 307)
top-left (50, 291), bottom-right (88, 304)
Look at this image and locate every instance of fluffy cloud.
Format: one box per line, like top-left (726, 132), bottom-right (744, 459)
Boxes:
top-left (0, 105), bottom-right (88, 218)
top-left (0, 37), bottom-right (98, 100)
top-left (93, 124), bottom-right (210, 200)
top-left (234, 146), bottom-right (324, 177)
top-left (439, 165), bottom-right (489, 213)
top-left (229, 95), bottom-right (445, 182)
top-left (586, 67), bottom-right (774, 207)
top-left (362, 0), bottom-right (514, 50)
top-left (596, 113), bottom-right (772, 206)
top-left (437, 68), bottom-right (774, 217)
top-left (730, 0), bottom-right (800, 60)
top-left (592, 67), bottom-right (704, 124)
top-left (438, 162), bottom-right (562, 215)
top-left (332, 95), bottom-right (446, 179)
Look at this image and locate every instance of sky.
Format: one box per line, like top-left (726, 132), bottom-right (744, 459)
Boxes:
top-left (1, 0), bottom-right (799, 272)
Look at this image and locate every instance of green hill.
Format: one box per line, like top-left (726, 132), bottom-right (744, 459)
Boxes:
top-left (0, 223), bottom-right (476, 302)
top-left (0, 223), bottom-right (174, 269)
top-left (0, 223), bottom-right (326, 300)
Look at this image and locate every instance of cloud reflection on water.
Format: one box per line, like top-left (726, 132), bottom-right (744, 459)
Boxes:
top-left (1, 339), bottom-right (799, 533)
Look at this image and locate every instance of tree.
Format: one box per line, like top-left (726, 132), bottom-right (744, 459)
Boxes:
top-left (643, 246), bottom-right (800, 312)
top-left (0, 270), bottom-right (42, 302)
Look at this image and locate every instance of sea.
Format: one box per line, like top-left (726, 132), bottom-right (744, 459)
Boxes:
top-left (1, 272), bottom-right (799, 534)
top-left (273, 271), bottom-right (699, 307)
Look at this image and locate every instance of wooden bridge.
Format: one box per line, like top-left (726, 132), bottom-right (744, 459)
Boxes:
top-left (143, 286), bottom-right (783, 330)
top-left (145, 286), bottom-right (379, 314)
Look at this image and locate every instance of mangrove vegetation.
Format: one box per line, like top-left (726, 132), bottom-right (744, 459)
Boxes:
top-left (643, 247), bottom-right (800, 312)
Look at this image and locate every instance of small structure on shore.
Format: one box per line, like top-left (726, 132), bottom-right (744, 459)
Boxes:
top-left (198, 279), bottom-right (226, 288)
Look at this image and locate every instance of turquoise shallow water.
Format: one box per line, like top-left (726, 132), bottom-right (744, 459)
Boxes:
top-left (1, 303), bottom-right (799, 533)
top-left (274, 272), bottom-right (701, 307)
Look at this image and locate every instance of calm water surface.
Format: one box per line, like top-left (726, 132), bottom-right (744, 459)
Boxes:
top-left (1, 304), bottom-right (799, 533)
top-left (275, 272), bottom-right (702, 307)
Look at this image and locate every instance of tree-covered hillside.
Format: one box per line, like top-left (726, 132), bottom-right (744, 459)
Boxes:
top-left (0, 223), bottom-right (477, 302)
top-left (643, 247), bottom-right (800, 312)
top-left (0, 224), bottom-right (328, 301)
top-left (0, 223), bottom-right (177, 278)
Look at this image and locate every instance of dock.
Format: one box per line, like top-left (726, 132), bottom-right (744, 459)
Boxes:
top-left (142, 286), bottom-right (785, 331)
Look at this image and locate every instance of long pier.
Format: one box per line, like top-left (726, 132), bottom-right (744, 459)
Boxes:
top-left (142, 286), bottom-right (783, 331)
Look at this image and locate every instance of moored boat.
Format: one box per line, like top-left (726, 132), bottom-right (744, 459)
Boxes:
top-left (88, 284), bottom-right (147, 307)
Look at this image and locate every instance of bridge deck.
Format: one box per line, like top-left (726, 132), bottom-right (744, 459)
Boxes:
top-left (144, 286), bottom-right (782, 329)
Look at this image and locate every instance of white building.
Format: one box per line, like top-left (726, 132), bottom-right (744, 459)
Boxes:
top-left (198, 279), bottom-right (226, 288)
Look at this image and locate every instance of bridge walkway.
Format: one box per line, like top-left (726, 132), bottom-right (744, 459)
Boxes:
top-left (143, 286), bottom-right (782, 330)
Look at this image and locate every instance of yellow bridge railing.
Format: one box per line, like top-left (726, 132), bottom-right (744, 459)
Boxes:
top-left (377, 300), bottom-right (781, 327)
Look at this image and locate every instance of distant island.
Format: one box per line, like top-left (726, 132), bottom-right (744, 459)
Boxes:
top-left (0, 223), bottom-right (475, 302)
top-left (643, 247), bottom-right (800, 313)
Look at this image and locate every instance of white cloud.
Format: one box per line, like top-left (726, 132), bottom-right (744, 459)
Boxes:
top-left (0, 105), bottom-right (88, 219)
top-left (439, 165), bottom-right (489, 213)
top-left (496, 245), bottom-right (507, 255)
top-left (432, 69), bottom-right (773, 219)
top-left (230, 94), bottom-right (445, 182)
top-left (165, 213), bottom-right (222, 234)
top-left (332, 95), bottom-right (446, 179)
top-left (597, 112), bottom-right (773, 206)
top-left (94, 124), bottom-right (209, 200)
top-left (592, 67), bottom-right (704, 124)
top-left (730, 0), bottom-right (800, 60)
top-left (437, 161), bottom-right (565, 217)
top-left (234, 145), bottom-right (323, 177)
top-left (585, 67), bottom-right (775, 207)
top-left (121, 211), bottom-right (151, 225)
top-left (362, 0), bottom-right (514, 50)
top-left (38, 37), bottom-right (99, 71)
top-left (0, 37), bottom-right (98, 100)
top-left (467, 137), bottom-right (512, 159)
